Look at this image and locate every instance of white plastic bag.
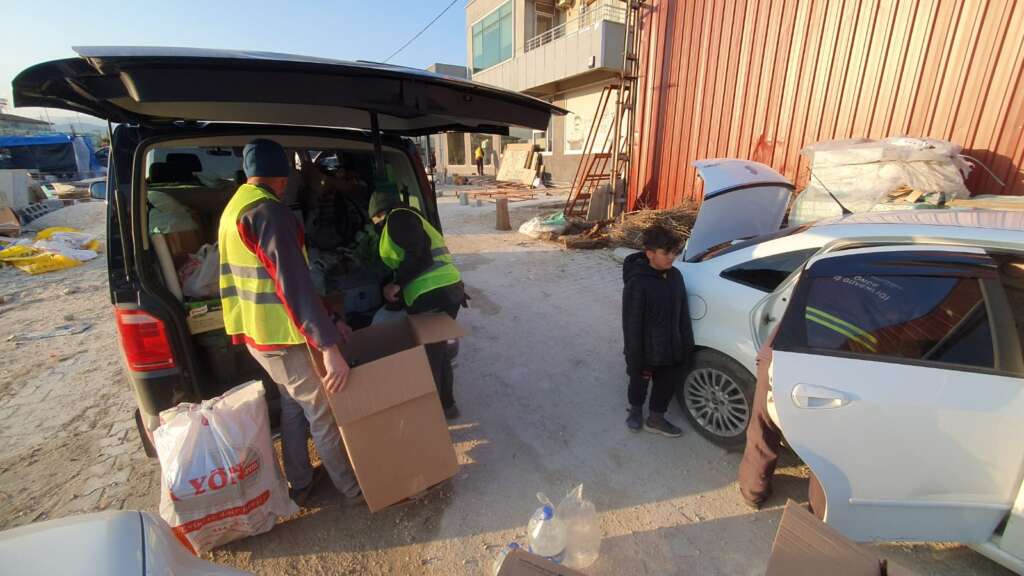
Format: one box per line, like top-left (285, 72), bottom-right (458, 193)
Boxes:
top-left (154, 381), bottom-right (298, 554)
top-left (518, 212), bottom-right (567, 239)
top-left (556, 484), bottom-right (601, 569)
top-left (182, 243), bottom-right (220, 299)
top-left (792, 137), bottom-right (973, 225)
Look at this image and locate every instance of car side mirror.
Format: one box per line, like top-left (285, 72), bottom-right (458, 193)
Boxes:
top-left (89, 180), bottom-right (107, 200)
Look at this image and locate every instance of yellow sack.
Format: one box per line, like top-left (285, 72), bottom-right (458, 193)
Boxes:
top-left (6, 253), bottom-right (81, 275)
top-left (0, 245), bottom-right (40, 261)
top-left (34, 226), bottom-right (81, 240)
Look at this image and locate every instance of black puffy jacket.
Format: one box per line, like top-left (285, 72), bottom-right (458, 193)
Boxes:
top-left (622, 252), bottom-right (695, 376)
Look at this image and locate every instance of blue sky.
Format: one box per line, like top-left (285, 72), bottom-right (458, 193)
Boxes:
top-left (0, 0), bottom-right (468, 122)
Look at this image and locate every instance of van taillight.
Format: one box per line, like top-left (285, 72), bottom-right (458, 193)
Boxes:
top-left (115, 309), bottom-right (176, 371)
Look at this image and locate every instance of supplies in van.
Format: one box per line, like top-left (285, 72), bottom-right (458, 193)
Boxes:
top-left (154, 381), bottom-right (298, 554)
top-left (180, 243), bottom-right (220, 299)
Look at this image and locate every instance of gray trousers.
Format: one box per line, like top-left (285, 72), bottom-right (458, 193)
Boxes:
top-left (247, 344), bottom-right (360, 498)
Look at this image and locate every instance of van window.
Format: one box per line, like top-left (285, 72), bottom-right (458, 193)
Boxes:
top-left (720, 248), bottom-right (819, 292)
top-left (786, 274), bottom-right (995, 370)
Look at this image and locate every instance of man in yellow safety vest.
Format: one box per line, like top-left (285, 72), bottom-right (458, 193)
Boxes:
top-left (219, 138), bottom-right (360, 505)
top-left (369, 186), bottom-right (466, 419)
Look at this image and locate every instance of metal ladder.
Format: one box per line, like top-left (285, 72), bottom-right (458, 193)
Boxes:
top-left (563, 0), bottom-right (645, 220)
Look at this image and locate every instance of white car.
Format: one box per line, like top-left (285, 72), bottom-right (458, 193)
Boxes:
top-left (677, 160), bottom-right (1024, 571)
top-left (0, 510), bottom-right (251, 575)
top-left (674, 159), bottom-right (1024, 448)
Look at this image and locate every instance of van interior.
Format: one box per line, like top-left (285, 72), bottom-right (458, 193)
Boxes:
top-left (140, 135), bottom-right (428, 403)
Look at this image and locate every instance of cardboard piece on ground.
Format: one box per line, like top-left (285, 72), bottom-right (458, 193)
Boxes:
top-left (0, 208), bottom-right (21, 236)
top-left (496, 549), bottom-right (588, 576)
top-left (766, 501), bottom-right (916, 576)
top-left (312, 313), bottom-right (466, 512)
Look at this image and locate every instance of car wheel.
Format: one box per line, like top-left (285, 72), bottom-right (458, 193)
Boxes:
top-left (676, 350), bottom-right (754, 450)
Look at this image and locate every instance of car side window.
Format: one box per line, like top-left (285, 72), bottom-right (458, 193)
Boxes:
top-left (997, 256), bottom-right (1024, 360)
top-left (720, 248), bottom-right (819, 292)
top-left (783, 273), bottom-right (995, 370)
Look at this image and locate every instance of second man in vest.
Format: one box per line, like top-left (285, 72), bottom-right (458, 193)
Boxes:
top-left (369, 186), bottom-right (466, 419)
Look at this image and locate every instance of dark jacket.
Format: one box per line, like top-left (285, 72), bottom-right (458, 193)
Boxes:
top-left (622, 252), bottom-right (695, 376)
top-left (376, 206), bottom-right (465, 312)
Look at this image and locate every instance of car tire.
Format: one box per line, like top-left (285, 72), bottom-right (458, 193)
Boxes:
top-left (676, 349), bottom-right (755, 450)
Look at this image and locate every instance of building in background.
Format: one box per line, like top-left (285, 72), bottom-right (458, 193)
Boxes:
top-left (0, 112), bottom-right (53, 136)
top-left (628, 0), bottom-right (1024, 210)
top-left (436, 0), bottom-right (626, 184)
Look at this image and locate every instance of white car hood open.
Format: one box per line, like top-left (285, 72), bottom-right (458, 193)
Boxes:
top-left (684, 159), bottom-right (795, 261)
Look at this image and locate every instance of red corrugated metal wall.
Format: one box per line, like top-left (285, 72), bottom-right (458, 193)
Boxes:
top-left (628, 0), bottom-right (1024, 210)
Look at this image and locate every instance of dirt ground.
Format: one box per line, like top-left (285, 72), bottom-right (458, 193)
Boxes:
top-left (0, 194), bottom-right (1011, 575)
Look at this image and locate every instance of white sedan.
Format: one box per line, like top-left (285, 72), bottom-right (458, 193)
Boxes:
top-left (0, 510), bottom-right (251, 575)
top-left (674, 159), bottom-right (1024, 448)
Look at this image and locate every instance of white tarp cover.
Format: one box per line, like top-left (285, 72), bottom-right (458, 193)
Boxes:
top-left (791, 137), bottom-right (973, 225)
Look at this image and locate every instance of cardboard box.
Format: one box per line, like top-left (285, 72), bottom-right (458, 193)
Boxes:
top-left (766, 501), bottom-right (916, 576)
top-left (0, 208), bottom-right (20, 236)
top-left (313, 313), bottom-right (465, 512)
top-left (184, 300), bottom-right (225, 335)
top-left (495, 549), bottom-right (588, 576)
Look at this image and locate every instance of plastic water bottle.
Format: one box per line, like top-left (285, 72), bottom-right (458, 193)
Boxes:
top-left (491, 542), bottom-right (520, 575)
top-left (527, 504), bottom-right (567, 564)
top-left (558, 485), bottom-right (601, 569)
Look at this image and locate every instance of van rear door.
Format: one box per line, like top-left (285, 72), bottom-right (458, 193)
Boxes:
top-left (13, 47), bottom-right (565, 134)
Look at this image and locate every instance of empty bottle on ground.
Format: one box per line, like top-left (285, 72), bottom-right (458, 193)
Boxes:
top-left (491, 542), bottom-right (520, 575)
top-left (557, 484), bottom-right (601, 569)
top-left (527, 494), bottom-right (566, 564)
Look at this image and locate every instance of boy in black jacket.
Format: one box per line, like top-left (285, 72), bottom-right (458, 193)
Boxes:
top-left (622, 225), bottom-right (694, 437)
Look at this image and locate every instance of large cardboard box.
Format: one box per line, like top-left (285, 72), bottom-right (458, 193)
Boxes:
top-left (766, 501), bottom-right (916, 575)
top-left (313, 313), bottom-right (465, 512)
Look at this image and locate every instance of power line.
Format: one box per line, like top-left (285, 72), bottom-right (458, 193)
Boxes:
top-left (384, 0), bottom-right (461, 64)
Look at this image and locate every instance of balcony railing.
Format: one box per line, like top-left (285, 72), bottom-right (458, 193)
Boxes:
top-left (524, 0), bottom-right (626, 53)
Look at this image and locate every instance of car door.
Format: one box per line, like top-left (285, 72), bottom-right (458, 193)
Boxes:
top-left (770, 245), bottom-right (1024, 543)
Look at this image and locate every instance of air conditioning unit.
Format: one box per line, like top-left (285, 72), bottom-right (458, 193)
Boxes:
top-left (556, 0), bottom-right (574, 9)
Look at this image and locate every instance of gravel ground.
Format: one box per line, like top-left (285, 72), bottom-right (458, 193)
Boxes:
top-left (0, 194), bottom-right (1011, 575)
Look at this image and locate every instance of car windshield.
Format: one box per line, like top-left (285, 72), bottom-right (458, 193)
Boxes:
top-left (690, 225), bottom-right (810, 262)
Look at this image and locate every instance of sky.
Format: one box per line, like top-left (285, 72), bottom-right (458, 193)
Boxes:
top-left (0, 0), bottom-right (468, 124)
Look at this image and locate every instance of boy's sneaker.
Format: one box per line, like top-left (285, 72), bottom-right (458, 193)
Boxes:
top-left (626, 406), bottom-right (643, 432)
top-left (644, 413), bottom-right (683, 438)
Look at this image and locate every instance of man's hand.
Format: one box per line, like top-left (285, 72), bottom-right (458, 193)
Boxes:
top-left (335, 319), bottom-right (353, 345)
top-left (641, 369), bottom-right (653, 380)
top-left (383, 283), bottom-right (401, 304)
top-left (321, 346), bottom-right (350, 394)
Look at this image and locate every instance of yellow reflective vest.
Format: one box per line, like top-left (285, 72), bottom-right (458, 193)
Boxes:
top-left (218, 184), bottom-right (306, 346)
top-left (379, 208), bottom-right (460, 307)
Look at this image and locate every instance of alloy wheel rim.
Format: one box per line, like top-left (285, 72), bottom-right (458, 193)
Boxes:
top-left (684, 368), bottom-right (750, 437)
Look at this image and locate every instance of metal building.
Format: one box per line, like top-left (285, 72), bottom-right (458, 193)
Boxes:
top-left (628, 0), bottom-right (1024, 210)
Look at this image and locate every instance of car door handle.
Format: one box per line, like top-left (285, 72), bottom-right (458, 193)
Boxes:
top-left (792, 384), bottom-right (851, 409)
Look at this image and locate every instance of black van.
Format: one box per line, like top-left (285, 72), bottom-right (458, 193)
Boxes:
top-left (14, 47), bottom-right (563, 455)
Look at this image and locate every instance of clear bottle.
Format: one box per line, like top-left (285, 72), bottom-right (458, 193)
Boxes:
top-left (527, 504), bottom-right (567, 564)
top-left (491, 542), bottom-right (520, 575)
top-left (558, 485), bottom-right (601, 569)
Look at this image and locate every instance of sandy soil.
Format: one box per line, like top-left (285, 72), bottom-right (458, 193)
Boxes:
top-left (0, 195), bottom-right (1010, 575)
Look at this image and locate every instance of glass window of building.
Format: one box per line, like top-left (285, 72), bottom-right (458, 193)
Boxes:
top-left (472, 2), bottom-right (514, 72)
